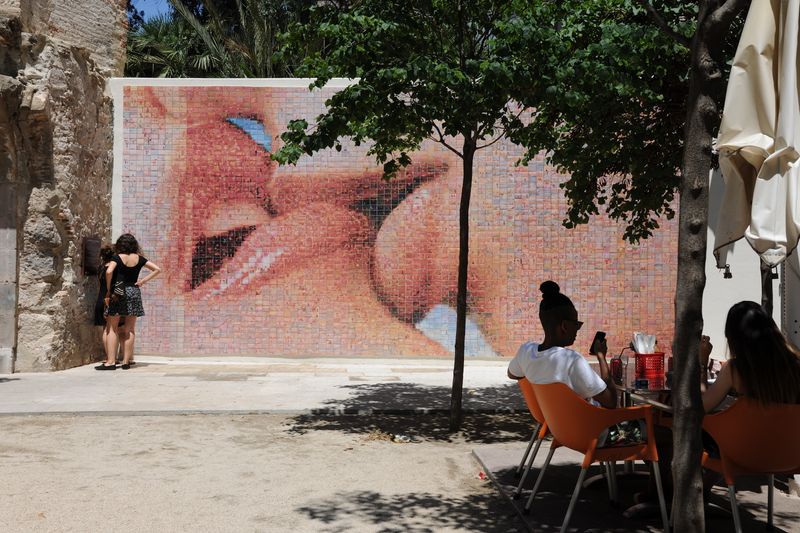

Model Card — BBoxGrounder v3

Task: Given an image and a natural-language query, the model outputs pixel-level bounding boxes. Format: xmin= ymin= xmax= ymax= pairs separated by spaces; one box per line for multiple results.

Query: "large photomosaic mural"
xmin=115 ymin=81 xmax=678 ymax=358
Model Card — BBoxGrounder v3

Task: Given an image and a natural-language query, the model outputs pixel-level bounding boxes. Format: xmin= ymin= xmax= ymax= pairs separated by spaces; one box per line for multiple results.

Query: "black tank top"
xmin=114 ymin=254 xmax=147 ymax=284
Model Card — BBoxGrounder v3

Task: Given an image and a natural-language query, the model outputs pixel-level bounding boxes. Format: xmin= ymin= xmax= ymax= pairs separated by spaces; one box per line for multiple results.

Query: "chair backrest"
xmin=518 ymin=378 xmax=546 ymax=424
xmin=531 ymin=382 xmax=603 ymax=452
xmin=703 ymin=399 xmax=800 ymax=474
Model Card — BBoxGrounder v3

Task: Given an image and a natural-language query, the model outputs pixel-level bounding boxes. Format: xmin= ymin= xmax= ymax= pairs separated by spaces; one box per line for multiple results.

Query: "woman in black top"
xmin=94 ymin=244 xmax=126 ymax=364
xmin=93 ymin=244 xmax=115 ymax=327
xmin=97 ymin=234 xmax=162 ymax=370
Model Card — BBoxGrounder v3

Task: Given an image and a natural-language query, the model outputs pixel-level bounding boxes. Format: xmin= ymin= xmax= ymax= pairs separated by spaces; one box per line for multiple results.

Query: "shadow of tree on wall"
xmin=287 ymin=382 xmax=532 ymax=444
xmin=296 ymin=490 xmax=527 ymax=533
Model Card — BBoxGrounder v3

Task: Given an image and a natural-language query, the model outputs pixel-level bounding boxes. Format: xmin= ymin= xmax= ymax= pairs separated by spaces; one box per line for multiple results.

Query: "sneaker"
xmin=95 ymin=364 xmax=116 ymax=371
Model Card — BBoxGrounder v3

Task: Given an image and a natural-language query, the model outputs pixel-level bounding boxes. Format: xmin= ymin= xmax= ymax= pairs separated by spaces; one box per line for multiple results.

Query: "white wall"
xmin=784 ymin=252 xmax=800 ymax=349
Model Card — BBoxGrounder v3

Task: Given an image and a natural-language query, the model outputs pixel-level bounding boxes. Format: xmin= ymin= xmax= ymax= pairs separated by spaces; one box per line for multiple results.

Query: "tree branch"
xmin=476 ymin=103 xmax=527 ymax=150
xmin=431 ymin=123 xmax=464 ymax=158
xmin=636 ymin=0 xmax=693 ymax=48
xmin=476 ymin=132 xmax=506 ymax=150
xmin=707 ymin=0 xmax=751 ymax=33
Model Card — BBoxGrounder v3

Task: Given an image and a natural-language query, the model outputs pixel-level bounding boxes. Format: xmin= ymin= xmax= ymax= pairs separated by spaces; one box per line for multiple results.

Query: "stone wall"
xmin=0 ymin=0 xmax=126 ymax=371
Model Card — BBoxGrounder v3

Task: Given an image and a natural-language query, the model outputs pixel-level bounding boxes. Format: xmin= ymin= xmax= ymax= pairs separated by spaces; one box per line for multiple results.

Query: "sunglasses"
xmin=564 ymin=318 xmax=584 ymax=330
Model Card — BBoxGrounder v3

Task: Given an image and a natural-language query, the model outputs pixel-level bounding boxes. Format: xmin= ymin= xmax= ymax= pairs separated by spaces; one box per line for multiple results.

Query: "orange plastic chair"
xmin=513 ymin=379 xmax=550 ymax=499
xmin=530 ymin=382 xmax=670 ymax=533
xmin=702 ymin=399 xmax=800 ymax=533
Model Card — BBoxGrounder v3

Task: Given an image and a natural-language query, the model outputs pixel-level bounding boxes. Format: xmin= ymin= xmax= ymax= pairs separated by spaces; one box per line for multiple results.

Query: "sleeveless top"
xmin=113 ymin=254 xmax=147 ymax=285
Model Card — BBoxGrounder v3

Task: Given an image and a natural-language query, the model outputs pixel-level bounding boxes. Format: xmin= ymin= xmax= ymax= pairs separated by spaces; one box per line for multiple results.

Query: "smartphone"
xmin=589 ymin=331 xmax=606 ymax=355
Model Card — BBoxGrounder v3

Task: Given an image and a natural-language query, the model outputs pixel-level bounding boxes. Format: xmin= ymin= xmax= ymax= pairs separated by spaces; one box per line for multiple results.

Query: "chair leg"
xmin=524 ymin=445 xmax=555 ymax=513
xmin=560 ymin=467 xmax=588 ymax=533
xmin=608 ymin=461 xmax=619 ymax=505
xmin=514 ymin=430 xmax=544 ymax=499
xmin=728 ymin=484 xmax=742 ymax=533
xmin=650 ymin=460 xmax=670 ymax=533
xmin=767 ymin=474 xmax=774 ymax=530
xmin=515 ymin=423 xmax=540 ymax=476
xmin=604 ymin=462 xmax=614 ymax=497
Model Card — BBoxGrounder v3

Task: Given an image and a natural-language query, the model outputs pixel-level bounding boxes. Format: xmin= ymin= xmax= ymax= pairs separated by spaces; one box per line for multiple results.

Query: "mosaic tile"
xmin=118 ymin=85 xmax=678 ymax=358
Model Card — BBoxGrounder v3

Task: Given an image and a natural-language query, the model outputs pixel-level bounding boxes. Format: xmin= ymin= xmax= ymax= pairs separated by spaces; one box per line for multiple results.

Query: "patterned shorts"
xmin=107 ymin=285 xmax=145 ymax=317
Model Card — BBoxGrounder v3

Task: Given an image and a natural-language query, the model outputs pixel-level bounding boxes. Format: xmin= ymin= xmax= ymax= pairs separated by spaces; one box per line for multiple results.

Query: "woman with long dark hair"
xmin=93 ymin=244 xmax=125 ymax=363
xmin=96 ymin=233 xmax=161 ymax=370
xmin=701 ymin=301 xmax=800 ymax=410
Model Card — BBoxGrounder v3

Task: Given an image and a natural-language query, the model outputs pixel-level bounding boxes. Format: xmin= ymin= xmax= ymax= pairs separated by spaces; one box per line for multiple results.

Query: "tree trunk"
xmin=449 ymin=141 xmax=475 ymax=431
xmin=671 ymin=1 xmax=749 ymax=529
xmin=671 ymin=72 xmax=710 ymax=530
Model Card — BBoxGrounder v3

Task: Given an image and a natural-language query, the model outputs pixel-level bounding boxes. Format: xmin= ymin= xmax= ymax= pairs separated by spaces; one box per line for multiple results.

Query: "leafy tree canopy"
xmin=127 ymin=0 xmax=145 ymax=32
xmin=274 ymin=0 xmax=557 ymax=171
xmin=505 ymin=0 xmax=743 ymax=242
xmin=125 ymin=0 xmax=317 ymax=77
xmin=509 ymin=0 xmax=693 ymax=242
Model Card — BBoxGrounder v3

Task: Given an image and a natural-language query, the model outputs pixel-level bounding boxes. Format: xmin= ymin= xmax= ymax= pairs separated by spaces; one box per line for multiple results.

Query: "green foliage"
xmin=126 ymin=15 xmax=213 ymax=77
xmin=504 ymin=0 xmax=692 ymax=242
xmin=273 ymin=0 xmax=552 ymax=174
xmin=127 ymin=0 xmax=145 ymax=32
xmin=125 ymin=0 xmax=317 ymax=78
xmin=170 ymin=0 xmax=313 ymax=77
xmin=507 ymin=0 xmax=743 ymax=243
xmin=275 ymin=0 xmax=742 ymax=243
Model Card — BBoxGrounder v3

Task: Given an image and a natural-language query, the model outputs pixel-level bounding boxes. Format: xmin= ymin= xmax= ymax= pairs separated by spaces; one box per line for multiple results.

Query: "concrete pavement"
xmin=0 ymin=356 xmax=525 ymax=415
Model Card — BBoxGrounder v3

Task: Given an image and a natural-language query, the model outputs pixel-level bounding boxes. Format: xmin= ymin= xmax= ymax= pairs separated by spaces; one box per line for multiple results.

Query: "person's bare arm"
xmin=703 ymin=360 xmax=733 ymax=412
xmin=591 ymin=338 xmax=618 ymax=408
xmin=699 ymin=335 xmax=713 ymax=393
xmin=136 ymin=261 xmax=162 ymax=287
xmin=104 ymin=262 xmax=118 ymax=305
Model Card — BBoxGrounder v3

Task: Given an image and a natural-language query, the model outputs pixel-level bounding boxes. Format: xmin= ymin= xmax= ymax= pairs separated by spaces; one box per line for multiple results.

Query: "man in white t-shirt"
xmin=508 ymin=280 xmax=618 ymax=408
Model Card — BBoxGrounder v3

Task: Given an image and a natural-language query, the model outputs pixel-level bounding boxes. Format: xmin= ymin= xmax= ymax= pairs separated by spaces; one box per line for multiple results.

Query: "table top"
xmin=627 ymin=391 xmax=673 ymax=413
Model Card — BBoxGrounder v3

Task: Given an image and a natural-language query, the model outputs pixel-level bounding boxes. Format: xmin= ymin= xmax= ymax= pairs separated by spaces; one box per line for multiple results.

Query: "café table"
xmin=615 ymin=361 xmax=675 ymax=519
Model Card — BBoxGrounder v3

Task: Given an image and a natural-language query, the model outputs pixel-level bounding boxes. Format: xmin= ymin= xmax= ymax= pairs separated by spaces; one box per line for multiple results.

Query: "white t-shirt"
xmin=508 ymin=341 xmax=607 ymax=402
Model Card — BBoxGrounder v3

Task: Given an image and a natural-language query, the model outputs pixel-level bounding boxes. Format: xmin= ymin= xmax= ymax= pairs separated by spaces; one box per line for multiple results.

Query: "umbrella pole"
xmin=760 ymin=262 xmax=775 ymax=316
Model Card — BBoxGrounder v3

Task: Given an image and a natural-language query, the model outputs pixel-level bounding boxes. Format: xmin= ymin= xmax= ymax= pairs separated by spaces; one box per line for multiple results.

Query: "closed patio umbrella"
xmin=714 ymin=0 xmax=800 ymax=275
xmin=713 ymin=8 xmax=800 ymax=502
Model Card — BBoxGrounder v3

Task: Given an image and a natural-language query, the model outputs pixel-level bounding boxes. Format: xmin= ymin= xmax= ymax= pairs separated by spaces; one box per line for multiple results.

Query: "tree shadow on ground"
xmin=288 ymin=411 xmax=532 ymax=444
xmin=295 ymin=489 xmax=527 ymax=533
xmin=705 ymin=481 xmax=800 ymax=533
xmin=492 ymin=462 xmax=660 ymax=532
xmin=488 ymin=460 xmax=800 ymax=533
xmin=0 ymin=378 xmax=20 ymax=383
xmin=287 ymin=383 xmax=532 ymax=444
xmin=310 ymin=382 xmax=525 ymax=413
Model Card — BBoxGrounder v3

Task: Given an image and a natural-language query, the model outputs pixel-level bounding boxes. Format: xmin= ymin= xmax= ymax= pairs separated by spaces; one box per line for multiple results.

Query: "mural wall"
xmin=114 ymin=80 xmax=678 ymax=358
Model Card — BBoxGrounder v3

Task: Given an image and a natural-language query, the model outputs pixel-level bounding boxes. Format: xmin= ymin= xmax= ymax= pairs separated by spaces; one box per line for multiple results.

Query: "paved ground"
xmin=0 ymin=413 xmax=528 ymax=533
xmin=2 ymin=357 xmax=799 ymax=532
xmin=0 ymin=356 xmax=524 ymax=415
xmin=474 ymin=443 xmax=800 ymax=532
xmin=0 ymin=357 xmax=532 ymax=532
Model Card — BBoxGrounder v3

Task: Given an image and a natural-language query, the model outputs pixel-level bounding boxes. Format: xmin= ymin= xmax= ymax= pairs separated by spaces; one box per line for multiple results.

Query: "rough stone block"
xmin=15 ymin=312 xmax=55 ymax=371
xmin=19 ymin=249 xmax=57 ymax=283
xmin=0 ymin=1 xmax=20 ymax=17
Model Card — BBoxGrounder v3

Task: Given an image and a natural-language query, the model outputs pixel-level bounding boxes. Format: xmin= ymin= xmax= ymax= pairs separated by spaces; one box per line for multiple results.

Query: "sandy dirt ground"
xmin=0 ymin=413 xmax=527 ymax=533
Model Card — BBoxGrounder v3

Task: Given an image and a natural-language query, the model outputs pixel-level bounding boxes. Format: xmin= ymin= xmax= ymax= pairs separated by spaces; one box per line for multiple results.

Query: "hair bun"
xmin=540 ymin=280 xmax=560 ymax=298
